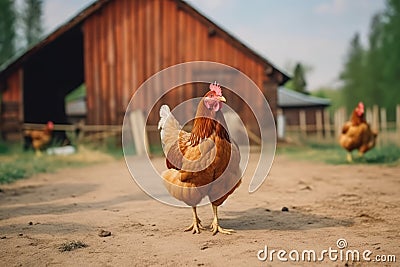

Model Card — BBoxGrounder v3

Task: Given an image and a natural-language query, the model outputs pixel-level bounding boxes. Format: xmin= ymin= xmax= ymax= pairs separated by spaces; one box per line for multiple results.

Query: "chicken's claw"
xmin=185 ymin=207 xmax=205 ymax=234
xmin=210 ymin=221 xmax=235 ymax=235
xmin=185 ymin=219 xmax=205 ymax=234
xmin=210 ymin=205 xmax=235 ymax=235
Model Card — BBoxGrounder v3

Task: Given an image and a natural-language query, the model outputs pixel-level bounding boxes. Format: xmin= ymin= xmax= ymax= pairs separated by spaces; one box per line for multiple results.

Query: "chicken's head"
xmin=203 ymin=82 xmax=226 ymax=112
xmin=47 ymin=121 xmax=54 ymax=130
xmin=355 ymin=102 xmax=364 ymax=117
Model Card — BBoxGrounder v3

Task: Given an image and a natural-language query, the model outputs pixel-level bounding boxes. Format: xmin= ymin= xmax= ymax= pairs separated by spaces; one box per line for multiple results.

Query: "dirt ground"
xmin=0 ymin=154 xmax=399 ymax=266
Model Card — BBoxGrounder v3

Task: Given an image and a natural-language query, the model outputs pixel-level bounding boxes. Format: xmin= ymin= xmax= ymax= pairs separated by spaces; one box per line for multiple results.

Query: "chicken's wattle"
xmin=204 ymin=97 xmax=222 ymax=111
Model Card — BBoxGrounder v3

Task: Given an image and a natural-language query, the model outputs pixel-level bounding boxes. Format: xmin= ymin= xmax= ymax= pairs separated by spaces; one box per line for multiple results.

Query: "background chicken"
xmin=24 ymin=121 xmax=54 ymax=155
xmin=339 ymin=102 xmax=378 ymax=162
xmin=158 ymin=82 xmax=242 ymax=235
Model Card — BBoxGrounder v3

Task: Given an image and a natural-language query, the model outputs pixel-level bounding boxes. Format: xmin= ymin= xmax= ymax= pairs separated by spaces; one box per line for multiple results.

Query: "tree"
xmin=380 ymin=0 xmax=400 ymax=120
xmin=339 ymin=0 xmax=400 ymax=121
xmin=339 ymin=33 xmax=365 ymax=112
xmin=285 ymin=62 xmax=309 ymax=94
xmin=364 ymin=13 xmax=385 ymax=108
xmin=0 ymin=0 xmax=17 ymax=65
xmin=292 ymin=63 xmax=308 ymax=93
xmin=22 ymin=0 xmax=43 ymax=46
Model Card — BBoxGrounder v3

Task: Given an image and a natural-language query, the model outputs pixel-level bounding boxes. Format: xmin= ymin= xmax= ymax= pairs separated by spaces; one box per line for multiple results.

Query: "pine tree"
xmin=0 ymin=0 xmax=17 ymax=65
xmin=381 ymin=0 xmax=400 ymax=120
xmin=284 ymin=62 xmax=309 ymax=94
xmin=364 ymin=13 xmax=384 ymax=108
xmin=292 ymin=63 xmax=308 ymax=94
xmin=23 ymin=0 xmax=43 ymax=46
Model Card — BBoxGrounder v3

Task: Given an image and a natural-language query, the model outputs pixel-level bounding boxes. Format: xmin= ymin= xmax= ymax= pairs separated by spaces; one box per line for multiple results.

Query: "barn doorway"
xmin=23 ymin=26 xmax=84 ymax=126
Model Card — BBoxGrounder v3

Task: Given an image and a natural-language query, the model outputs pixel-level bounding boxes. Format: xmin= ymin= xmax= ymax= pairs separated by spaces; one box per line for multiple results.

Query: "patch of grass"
xmin=278 ymin=141 xmax=400 ymax=165
xmin=0 ymin=163 xmax=27 ymax=183
xmin=357 ymin=145 xmax=400 ymax=165
xmin=79 ymin=136 xmax=124 ymax=159
xmin=0 ymin=142 xmax=9 ymax=154
xmin=0 ymin=141 xmax=117 ymax=184
xmin=59 ymin=240 xmax=88 ymax=252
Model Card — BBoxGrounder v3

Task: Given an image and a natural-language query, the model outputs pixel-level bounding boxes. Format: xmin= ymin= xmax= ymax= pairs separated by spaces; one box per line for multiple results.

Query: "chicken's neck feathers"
xmin=350 ymin=110 xmax=366 ymax=126
xmin=189 ymin=112 xmax=230 ymax=146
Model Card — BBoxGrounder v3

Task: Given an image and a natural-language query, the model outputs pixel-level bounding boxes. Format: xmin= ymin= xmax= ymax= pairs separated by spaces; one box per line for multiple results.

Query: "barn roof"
xmin=278 ymin=87 xmax=330 ymax=108
xmin=0 ymin=0 xmax=289 ymax=84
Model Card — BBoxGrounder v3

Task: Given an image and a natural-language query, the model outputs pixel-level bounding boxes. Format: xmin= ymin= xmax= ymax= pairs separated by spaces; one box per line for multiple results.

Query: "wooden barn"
xmin=0 ymin=0 xmax=289 ymax=141
xmin=278 ymin=87 xmax=330 ymax=132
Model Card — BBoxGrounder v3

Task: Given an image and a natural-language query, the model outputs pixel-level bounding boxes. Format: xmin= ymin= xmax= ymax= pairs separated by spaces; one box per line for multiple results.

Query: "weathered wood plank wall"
xmin=83 ymin=0 xmax=279 ymax=126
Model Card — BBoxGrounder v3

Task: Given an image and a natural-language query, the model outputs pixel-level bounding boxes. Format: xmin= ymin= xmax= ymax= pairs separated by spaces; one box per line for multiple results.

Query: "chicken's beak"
xmin=217 ymin=96 xmax=227 ymax=102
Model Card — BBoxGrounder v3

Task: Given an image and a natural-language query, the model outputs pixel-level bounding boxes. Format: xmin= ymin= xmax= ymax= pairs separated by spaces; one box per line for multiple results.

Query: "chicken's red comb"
xmin=355 ymin=102 xmax=364 ymax=116
xmin=209 ymin=81 xmax=222 ymax=96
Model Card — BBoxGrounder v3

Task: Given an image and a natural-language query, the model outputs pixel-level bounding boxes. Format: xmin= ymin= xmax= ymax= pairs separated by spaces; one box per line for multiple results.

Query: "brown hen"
xmin=158 ymin=82 xmax=241 ymax=235
xmin=24 ymin=121 xmax=54 ymax=156
xmin=339 ymin=102 xmax=377 ymax=162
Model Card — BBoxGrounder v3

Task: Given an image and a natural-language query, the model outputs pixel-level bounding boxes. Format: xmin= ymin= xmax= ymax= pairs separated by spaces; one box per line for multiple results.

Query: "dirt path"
xmin=0 ymin=155 xmax=399 ymax=266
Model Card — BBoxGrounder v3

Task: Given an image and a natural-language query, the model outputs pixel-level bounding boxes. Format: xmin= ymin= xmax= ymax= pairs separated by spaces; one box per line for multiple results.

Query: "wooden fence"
xmin=20 ymin=104 xmax=400 ymax=149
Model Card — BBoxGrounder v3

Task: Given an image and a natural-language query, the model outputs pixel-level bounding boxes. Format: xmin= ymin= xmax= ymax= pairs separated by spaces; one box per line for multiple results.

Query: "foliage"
xmin=380 ymin=0 xmax=400 ymax=121
xmin=22 ymin=0 xmax=43 ymax=46
xmin=312 ymin=87 xmax=345 ymax=114
xmin=0 ymin=0 xmax=44 ymax=65
xmin=284 ymin=62 xmax=309 ymax=94
xmin=0 ymin=0 xmax=17 ymax=66
xmin=286 ymin=63 xmax=308 ymax=93
xmin=340 ymin=33 xmax=365 ymax=111
xmin=0 ymin=141 xmax=118 ymax=184
xmin=340 ymin=0 xmax=400 ymax=121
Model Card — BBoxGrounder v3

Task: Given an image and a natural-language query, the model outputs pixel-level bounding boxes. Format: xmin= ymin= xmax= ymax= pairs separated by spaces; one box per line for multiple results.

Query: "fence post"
xmin=276 ymin=108 xmax=285 ymax=140
xmin=397 ymin=105 xmax=400 ymax=131
xmin=372 ymin=105 xmax=379 ymax=132
xmin=324 ymin=109 xmax=331 ymax=139
xmin=315 ymin=110 xmax=323 ymax=140
xmin=334 ymin=108 xmax=339 ymax=138
xmin=129 ymin=110 xmax=150 ymax=156
xmin=380 ymin=107 xmax=387 ymax=146
xmin=334 ymin=107 xmax=346 ymax=138
xmin=299 ymin=109 xmax=307 ymax=137
xmin=366 ymin=108 xmax=373 ymax=127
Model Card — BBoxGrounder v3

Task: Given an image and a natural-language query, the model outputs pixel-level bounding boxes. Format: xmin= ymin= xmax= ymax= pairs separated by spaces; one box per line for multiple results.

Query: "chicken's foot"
xmin=210 ymin=204 xmax=234 ymax=235
xmin=185 ymin=207 xmax=205 ymax=234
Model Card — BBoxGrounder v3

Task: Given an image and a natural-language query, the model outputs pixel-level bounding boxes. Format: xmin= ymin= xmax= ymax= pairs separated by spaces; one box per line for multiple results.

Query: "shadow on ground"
xmin=221 ymin=207 xmax=353 ymax=231
xmin=0 ymin=182 xmax=149 ymax=220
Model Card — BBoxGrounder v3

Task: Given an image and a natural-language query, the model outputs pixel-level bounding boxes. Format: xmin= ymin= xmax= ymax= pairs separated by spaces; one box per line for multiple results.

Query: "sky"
xmin=42 ymin=0 xmax=386 ymax=91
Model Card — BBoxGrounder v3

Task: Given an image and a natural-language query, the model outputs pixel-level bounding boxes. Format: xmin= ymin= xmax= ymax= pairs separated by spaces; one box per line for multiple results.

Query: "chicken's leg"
xmin=346 ymin=152 xmax=353 ymax=163
xmin=184 ymin=207 xmax=205 ymax=234
xmin=35 ymin=149 xmax=43 ymax=157
xmin=210 ymin=204 xmax=234 ymax=235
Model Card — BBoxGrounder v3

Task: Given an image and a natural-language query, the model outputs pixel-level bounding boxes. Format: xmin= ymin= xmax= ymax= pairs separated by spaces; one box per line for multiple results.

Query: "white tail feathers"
xmin=158 ymin=105 xmax=181 ymax=152
xmin=158 ymin=105 xmax=171 ymax=130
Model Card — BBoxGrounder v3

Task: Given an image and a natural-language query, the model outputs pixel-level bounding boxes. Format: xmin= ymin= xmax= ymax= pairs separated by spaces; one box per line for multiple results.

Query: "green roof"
xmin=278 ymin=87 xmax=330 ymax=108
xmin=65 ymin=84 xmax=86 ymax=102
